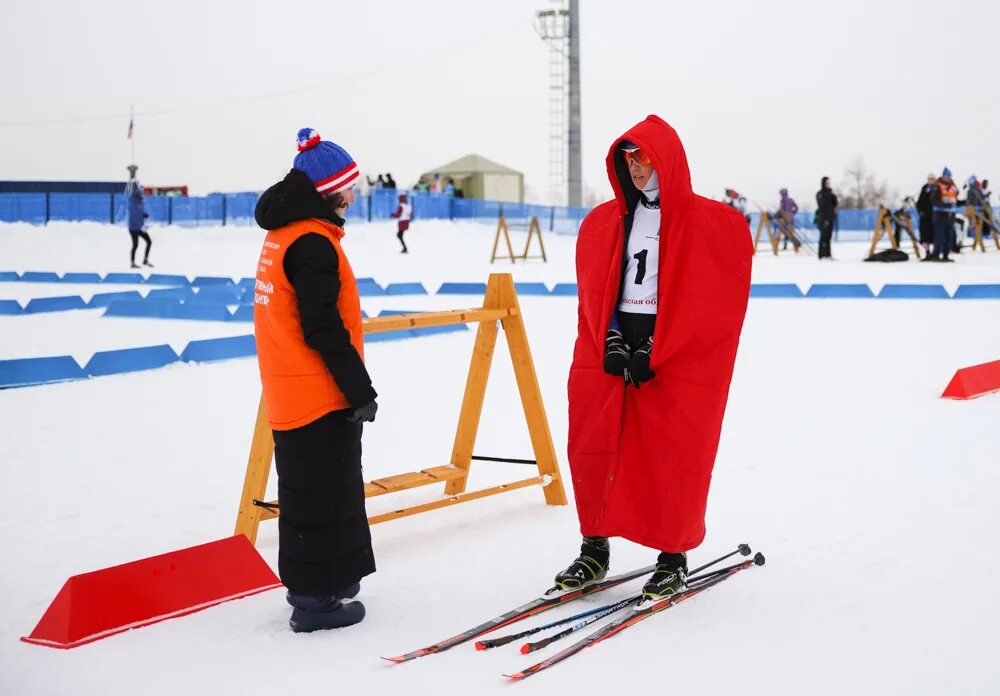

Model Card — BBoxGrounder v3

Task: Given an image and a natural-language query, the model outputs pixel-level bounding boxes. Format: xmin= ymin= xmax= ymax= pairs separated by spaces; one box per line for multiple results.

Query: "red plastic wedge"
xmin=941 ymin=358 xmax=1000 ymax=400
xmin=21 ymin=535 xmax=281 ymax=649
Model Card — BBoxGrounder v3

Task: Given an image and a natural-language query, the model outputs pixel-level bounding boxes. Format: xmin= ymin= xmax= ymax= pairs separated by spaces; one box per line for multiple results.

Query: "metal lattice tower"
xmin=535 ymin=4 xmax=569 ymax=201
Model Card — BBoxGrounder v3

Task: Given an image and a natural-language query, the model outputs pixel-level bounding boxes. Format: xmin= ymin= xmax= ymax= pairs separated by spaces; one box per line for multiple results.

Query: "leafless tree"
xmin=839 ymin=157 xmax=895 ymax=208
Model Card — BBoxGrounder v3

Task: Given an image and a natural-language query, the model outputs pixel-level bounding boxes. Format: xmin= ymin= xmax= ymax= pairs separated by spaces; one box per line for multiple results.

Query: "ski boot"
xmin=551 ymin=536 xmax=609 ymax=593
xmin=638 ymin=552 xmax=687 ymax=608
xmin=287 ymin=594 xmax=366 ymax=633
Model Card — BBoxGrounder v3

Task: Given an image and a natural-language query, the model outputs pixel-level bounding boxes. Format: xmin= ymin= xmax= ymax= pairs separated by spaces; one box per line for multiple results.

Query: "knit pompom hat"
xmin=293 ymin=128 xmax=359 ymax=195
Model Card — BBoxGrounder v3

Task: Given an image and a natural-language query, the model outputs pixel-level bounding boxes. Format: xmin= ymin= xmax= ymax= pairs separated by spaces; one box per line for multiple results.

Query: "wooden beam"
xmin=363 ymin=308 xmax=515 ymax=334
xmin=367 ymin=476 xmax=548 ymax=525
xmin=234 ymin=396 xmax=275 ymax=544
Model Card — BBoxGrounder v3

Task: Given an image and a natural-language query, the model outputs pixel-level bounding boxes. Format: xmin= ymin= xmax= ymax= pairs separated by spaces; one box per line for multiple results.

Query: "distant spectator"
xmin=916 ymin=173 xmax=936 ymax=255
xmin=444 ymin=177 xmax=456 ymax=197
xmin=126 ymin=183 xmax=152 ymax=268
xmin=814 ymin=177 xmax=837 ymax=259
xmin=414 ymin=175 xmax=430 ymax=192
xmin=929 ymin=167 xmax=958 ymax=262
xmin=981 ymin=178 xmax=991 ymax=204
xmin=724 ymin=188 xmax=750 ymax=227
xmin=967 ymin=175 xmax=986 ymax=208
xmin=778 ymin=188 xmax=801 ymax=252
xmin=391 ymin=192 xmax=413 ymax=254
xmin=454 ymin=186 xmax=465 ymax=199
xmin=431 ymin=173 xmax=443 ymax=193
xmin=383 ymin=173 xmax=397 ymax=190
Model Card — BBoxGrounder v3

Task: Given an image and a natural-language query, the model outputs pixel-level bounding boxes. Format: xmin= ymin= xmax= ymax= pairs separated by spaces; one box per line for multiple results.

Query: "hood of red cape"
xmin=567 ymin=115 xmax=752 ymax=553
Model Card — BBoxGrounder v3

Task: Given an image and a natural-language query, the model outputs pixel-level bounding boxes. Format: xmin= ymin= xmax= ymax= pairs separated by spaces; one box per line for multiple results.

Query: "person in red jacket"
xmin=253 ymin=127 xmax=377 ymax=632
xmin=390 ymin=192 xmax=413 ymax=253
xmin=554 ymin=115 xmax=752 ymax=606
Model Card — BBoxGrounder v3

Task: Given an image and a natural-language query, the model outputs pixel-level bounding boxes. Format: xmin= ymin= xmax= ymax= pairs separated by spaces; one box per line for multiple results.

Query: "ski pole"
xmin=475 ymin=595 xmax=635 ymax=650
xmin=689 ymin=543 xmax=751 ymax=576
xmin=520 ymin=595 xmax=641 ymax=654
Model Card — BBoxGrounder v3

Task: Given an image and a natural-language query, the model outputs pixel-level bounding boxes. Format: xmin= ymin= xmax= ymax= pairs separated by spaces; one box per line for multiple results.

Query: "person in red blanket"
xmin=390 ymin=192 xmax=413 ymax=253
xmin=554 ymin=115 xmax=752 ymax=606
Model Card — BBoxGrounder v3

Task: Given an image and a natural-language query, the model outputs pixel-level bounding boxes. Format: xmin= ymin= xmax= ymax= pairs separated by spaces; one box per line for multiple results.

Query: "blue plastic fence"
xmin=2 ymin=189 xmax=995 ymax=238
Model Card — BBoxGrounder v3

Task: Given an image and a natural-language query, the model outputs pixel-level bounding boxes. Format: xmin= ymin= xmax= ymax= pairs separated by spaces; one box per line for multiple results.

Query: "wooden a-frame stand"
xmin=491 ymin=216 xmax=548 ymax=263
xmin=753 ymin=212 xmax=780 ymax=255
xmin=869 ymin=206 xmax=922 ymax=258
xmin=967 ymin=205 xmax=1000 ymax=252
xmin=234 ymin=273 xmax=567 ymax=544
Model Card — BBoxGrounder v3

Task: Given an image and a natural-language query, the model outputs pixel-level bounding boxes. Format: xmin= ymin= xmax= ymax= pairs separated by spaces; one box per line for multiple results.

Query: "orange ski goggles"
xmin=622 ymin=148 xmax=652 ymax=166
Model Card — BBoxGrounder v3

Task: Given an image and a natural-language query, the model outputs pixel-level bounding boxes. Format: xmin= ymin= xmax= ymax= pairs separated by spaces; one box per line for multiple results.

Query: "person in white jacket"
xmin=391 ymin=192 xmax=413 ymax=253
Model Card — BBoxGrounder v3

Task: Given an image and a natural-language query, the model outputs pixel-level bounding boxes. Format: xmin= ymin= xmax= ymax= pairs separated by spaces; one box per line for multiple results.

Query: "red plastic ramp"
xmin=21 ymin=535 xmax=281 ymax=649
xmin=941 ymin=359 xmax=1000 ymax=400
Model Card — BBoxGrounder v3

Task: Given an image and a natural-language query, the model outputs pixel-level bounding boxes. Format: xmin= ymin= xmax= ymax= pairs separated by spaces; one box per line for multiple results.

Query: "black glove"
xmin=602 ymin=329 xmax=630 ymax=377
xmin=624 ymin=337 xmax=655 ymax=388
xmin=347 ymin=400 xmax=378 ymax=424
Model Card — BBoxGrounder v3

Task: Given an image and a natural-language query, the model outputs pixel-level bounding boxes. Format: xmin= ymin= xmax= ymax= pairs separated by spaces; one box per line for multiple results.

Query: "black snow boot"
xmin=640 ymin=552 xmax=687 ymax=605
xmin=287 ymin=594 xmax=366 ymax=633
xmin=552 ymin=536 xmax=610 ymax=592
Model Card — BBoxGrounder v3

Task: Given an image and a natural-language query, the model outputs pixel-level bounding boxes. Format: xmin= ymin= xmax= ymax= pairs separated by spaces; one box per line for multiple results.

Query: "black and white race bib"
xmin=618 ymin=203 xmax=660 ymax=314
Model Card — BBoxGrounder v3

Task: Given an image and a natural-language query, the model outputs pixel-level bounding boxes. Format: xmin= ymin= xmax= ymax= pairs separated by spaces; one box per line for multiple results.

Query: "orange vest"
xmin=253 ymin=218 xmax=364 ymax=430
xmin=938 ymin=181 xmax=958 ymax=205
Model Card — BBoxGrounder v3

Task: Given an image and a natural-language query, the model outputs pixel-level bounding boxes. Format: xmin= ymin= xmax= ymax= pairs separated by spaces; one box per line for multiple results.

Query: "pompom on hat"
xmin=293 ymin=128 xmax=359 ymax=196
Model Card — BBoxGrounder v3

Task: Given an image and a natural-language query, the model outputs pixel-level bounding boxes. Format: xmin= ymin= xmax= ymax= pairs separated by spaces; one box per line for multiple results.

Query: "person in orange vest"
xmin=930 ymin=167 xmax=958 ymax=262
xmin=253 ymin=127 xmax=377 ymax=632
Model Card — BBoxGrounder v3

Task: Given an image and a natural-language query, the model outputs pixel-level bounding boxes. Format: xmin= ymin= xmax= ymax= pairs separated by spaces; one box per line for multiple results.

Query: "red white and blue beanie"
xmin=293 ymin=127 xmax=359 ymax=196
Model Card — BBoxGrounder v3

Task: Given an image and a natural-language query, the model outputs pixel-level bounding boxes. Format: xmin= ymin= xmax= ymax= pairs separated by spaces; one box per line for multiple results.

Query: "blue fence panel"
xmin=192 ymin=275 xmax=234 ymax=287
xmin=103 ymin=272 xmax=145 ymax=284
xmin=61 ymin=272 xmax=103 ymax=283
xmin=384 ymin=282 xmax=428 ymax=296
xmin=0 ymin=300 xmax=23 ymax=314
xmin=550 ymin=283 xmax=578 ymax=296
xmin=146 ymin=287 xmax=195 ymax=301
xmin=230 ymin=305 xmax=254 ymax=322
xmin=146 ymin=273 xmax=190 ymax=286
xmin=0 ymin=194 xmax=46 ymax=223
xmin=223 ymin=193 xmax=259 ymax=225
xmin=84 ymin=344 xmax=180 ymax=377
xmin=877 ymin=284 xmax=950 ymax=299
xmin=411 ymin=192 xmax=452 ymax=220
xmin=806 ymin=284 xmax=875 ymax=298
xmin=87 ymin=290 xmax=143 ymax=308
xmin=170 ymin=196 xmax=225 ymax=227
xmin=190 ymin=286 xmax=243 ymax=304
xmin=48 ymin=193 xmax=113 ymax=223
xmin=0 ymin=271 xmax=20 ymax=281
xmin=452 ymin=197 xmax=502 ymax=220
xmin=181 ymin=334 xmax=256 ymax=362
xmin=437 ymin=282 xmax=488 ymax=295
xmin=552 ymin=206 xmax=589 ymax=235
xmin=0 ymin=356 xmax=87 ymax=388
xmin=24 ymin=295 xmax=88 ymax=313
xmin=357 ymin=279 xmax=385 ymax=297
xmin=514 ymin=282 xmax=550 ymax=296
xmin=750 ymin=283 xmax=803 ymax=298
xmin=20 ymin=271 xmax=61 ymax=283
xmin=953 ymin=284 xmax=1000 ymax=299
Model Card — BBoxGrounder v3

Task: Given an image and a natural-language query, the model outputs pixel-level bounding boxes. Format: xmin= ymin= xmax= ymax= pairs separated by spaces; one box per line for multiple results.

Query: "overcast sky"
xmin=2 ymin=0 xmax=998 ymax=209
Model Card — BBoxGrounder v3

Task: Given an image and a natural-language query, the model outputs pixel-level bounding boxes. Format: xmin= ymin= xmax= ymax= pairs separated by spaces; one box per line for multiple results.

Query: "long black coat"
xmin=916 ymin=184 xmax=936 ymax=244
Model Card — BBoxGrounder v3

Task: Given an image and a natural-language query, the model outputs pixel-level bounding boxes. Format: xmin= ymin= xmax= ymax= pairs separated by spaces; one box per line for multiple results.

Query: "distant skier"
xmin=253 ymin=127 xmax=377 ymax=632
xmin=126 ymin=184 xmax=152 ymax=268
xmin=930 ymin=167 xmax=958 ymax=262
xmin=556 ymin=115 xmax=752 ymax=606
xmin=916 ymin=173 xmax=936 ymax=255
xmin=815 ymin=177 xmax=838 ymax=259
xmin=778 ymin=188 xmax=801 ymax=251
xmin=391 ymin=192 xmax=413 ymax=253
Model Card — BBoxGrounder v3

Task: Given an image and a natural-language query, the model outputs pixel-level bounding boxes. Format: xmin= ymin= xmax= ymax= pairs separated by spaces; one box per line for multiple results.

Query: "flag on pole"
xmin=127 ymin=117 xmax=134 ymax=139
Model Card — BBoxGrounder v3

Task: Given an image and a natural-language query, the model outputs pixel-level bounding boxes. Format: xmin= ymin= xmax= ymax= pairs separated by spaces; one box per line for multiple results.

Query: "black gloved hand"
xmin=624 ymin=337 xmax=655 ymax=388
xmin=602 ymin=329 xmax=630 ymax=377
xmin=347 ymin=400 xmax=378 ymax=424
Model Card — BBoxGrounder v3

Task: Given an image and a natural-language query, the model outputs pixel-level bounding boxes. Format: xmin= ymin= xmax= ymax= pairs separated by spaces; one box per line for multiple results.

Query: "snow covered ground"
xmin=1 ymin=220 xmax=999 ymax=694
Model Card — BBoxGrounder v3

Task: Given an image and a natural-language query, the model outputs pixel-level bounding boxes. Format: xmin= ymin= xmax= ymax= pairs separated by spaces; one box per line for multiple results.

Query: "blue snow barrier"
xmin=0 ymin=300 xmax=23 ymax=315
xmin=230 ymin=305 xmax=254 ymax=322
xmin=20 ymin=271 xmax=61 ymax=283
xmin=805 ymin=284 xmax=874 ymax=298
xmin=61 ymin=272 xmax=104 ymax=284
xmin=181 ymin=334 xmax=256 ymax=362
xmin=514 ymin=282 xmax=550 ymax=296
xmin=87 ymin=291 xmax=143 ymax=308
xmin=877 ymin=284 xmax=950 ymax=299
xmin=0 ymin=271 xmax=20 ymax=281
xmin=384 ymin=282 xmax=428 ymax=296
xmin=750 ymin=284 xmax=803 ymax=298
xmin=0 ymin=355 xmax=87 ymax=388
xmin=166 ymin=304 xmax=233 ymax=321
xmin=146 ymin=287 xmax=196 ymax=301
xmin=84 ymin=344 xmax=180 ymax=377
xmin=103 ymin=300 xmax=177 ymax=319
xmin=953 ymin=284 xmax=1000 ymax=299
xmin=24 ymin=295 xmax=88 ymax=313
xmin=550 ymin=283 xmax=578 ymax=296
xmin=238 ymin=288 xmax=255 ymax=305
xmin=191 ymin=276 xmax=234 ymax=287
xmin=356 ymin=279 xmax=385 ymax=297
xmin=190 ymin=286 xmax=243 ymax=304
xmin=146 ymin=273 xmax=191 ymax=286
xmin=237 ymin=277 xmax=256 ymax=291
xmin=103 ymin=272 xmax=146 ymax=284
xmin=437 ymin=282 xmax=488 ymax=295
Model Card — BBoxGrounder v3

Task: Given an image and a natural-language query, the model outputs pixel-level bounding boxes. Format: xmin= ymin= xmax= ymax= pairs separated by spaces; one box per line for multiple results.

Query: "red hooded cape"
xmin=567 ymin=115 xmax=752 ymax=552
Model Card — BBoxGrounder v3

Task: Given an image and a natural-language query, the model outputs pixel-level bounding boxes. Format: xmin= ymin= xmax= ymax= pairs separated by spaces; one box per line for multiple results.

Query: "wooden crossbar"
xmin=234 ymin=273 xmax=567 ymax=545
